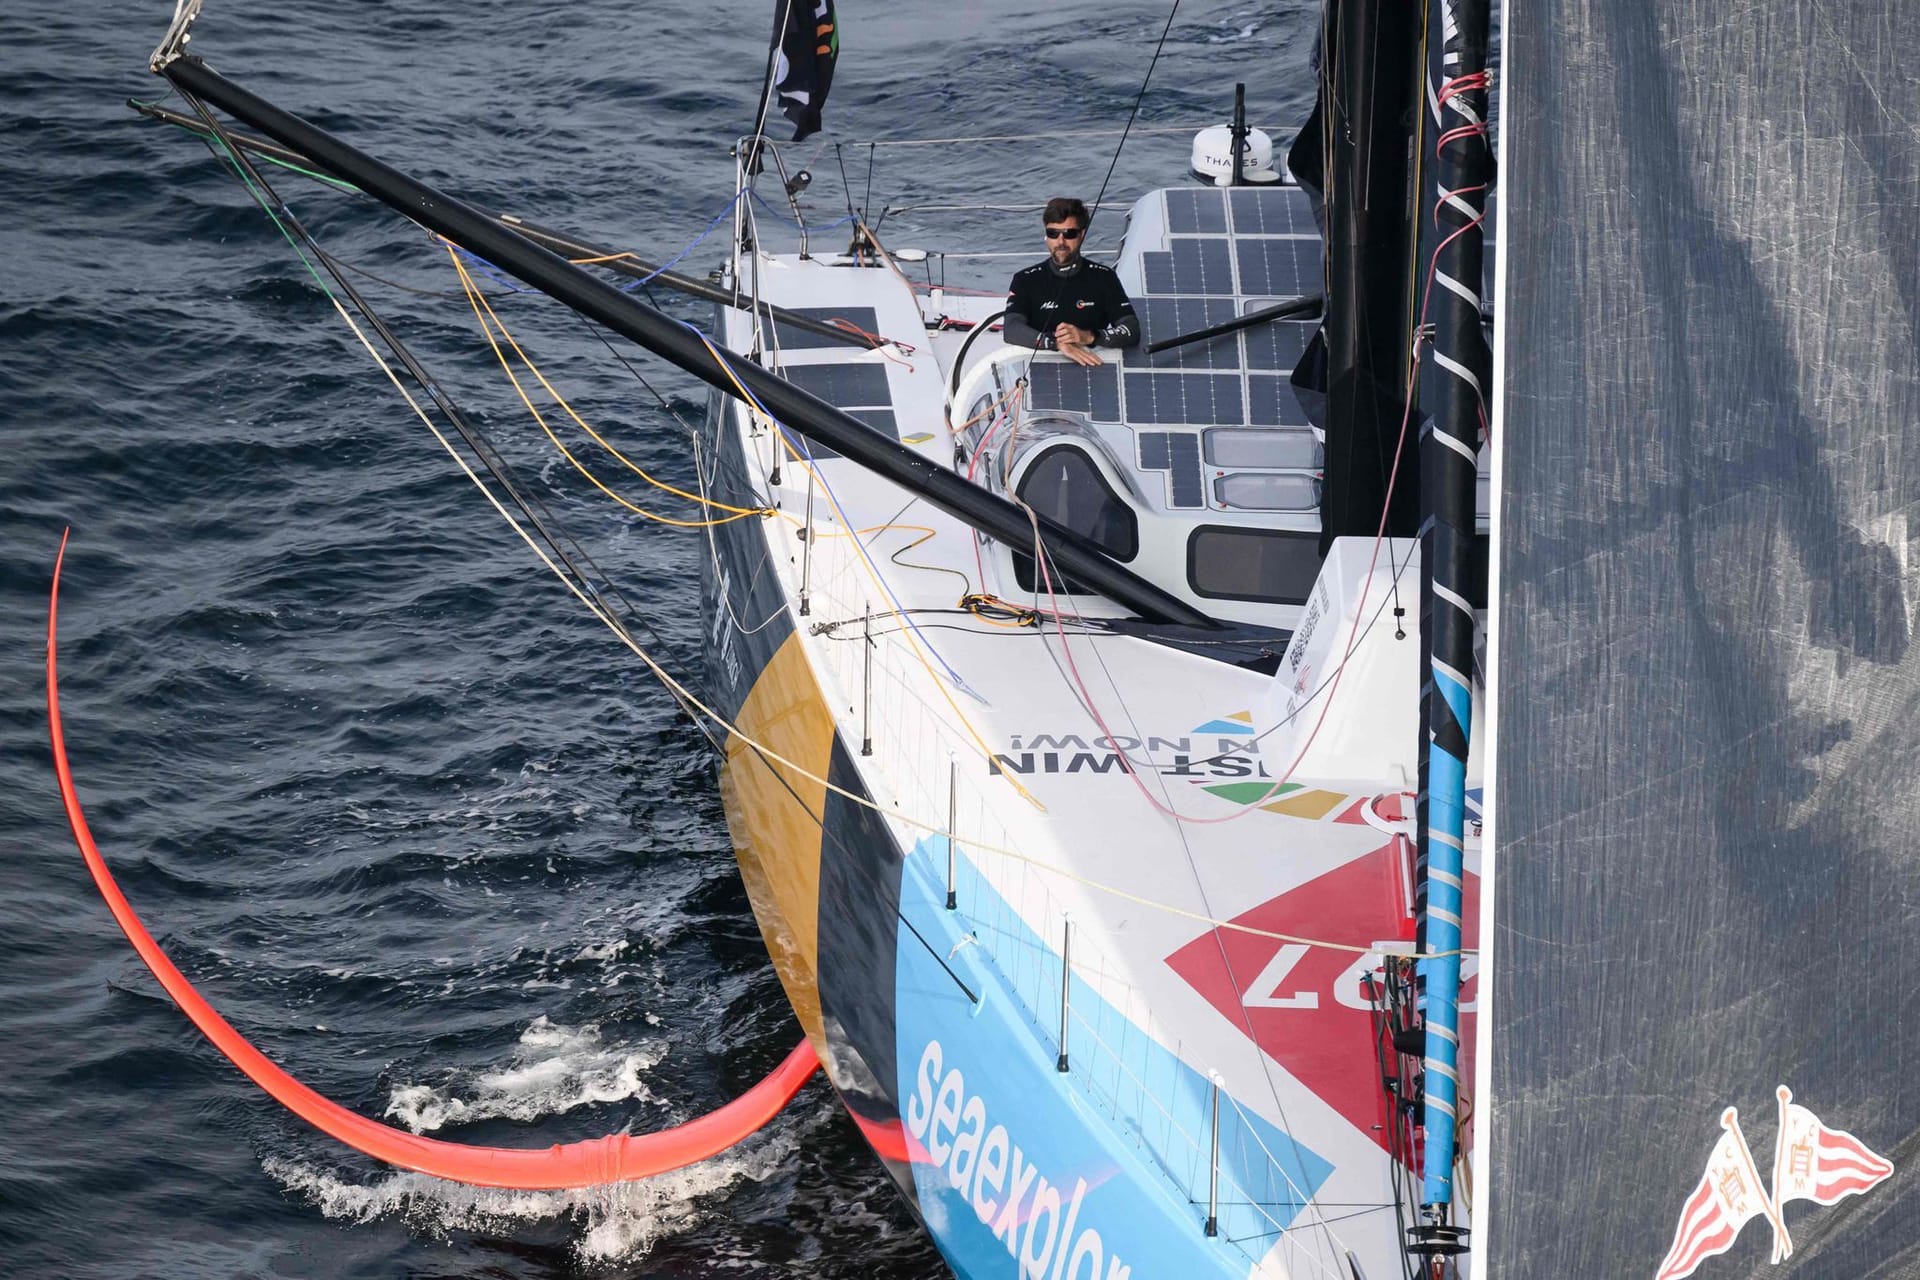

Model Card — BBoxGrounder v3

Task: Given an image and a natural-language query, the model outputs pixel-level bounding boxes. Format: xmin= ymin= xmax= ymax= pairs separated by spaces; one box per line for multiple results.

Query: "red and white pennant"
xmin=1655 ymin=1087 xmax=1895 ymax=1280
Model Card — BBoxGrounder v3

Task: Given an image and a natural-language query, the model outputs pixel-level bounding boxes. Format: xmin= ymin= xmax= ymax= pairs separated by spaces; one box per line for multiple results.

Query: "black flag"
xmin=767 ymin=0 xmax=838 ymax=141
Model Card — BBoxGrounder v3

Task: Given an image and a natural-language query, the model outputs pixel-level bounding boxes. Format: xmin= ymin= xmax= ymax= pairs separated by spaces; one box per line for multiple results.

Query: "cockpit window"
xmin=1187 ymin=526 xmax=1322 ymax=605
xmin=1012 ymin=444 xmax=1138 ymax=591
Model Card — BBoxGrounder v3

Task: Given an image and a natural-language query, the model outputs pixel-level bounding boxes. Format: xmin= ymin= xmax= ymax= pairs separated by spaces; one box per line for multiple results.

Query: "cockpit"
xmin=949 ymin=184 xmax=1490 ymax=629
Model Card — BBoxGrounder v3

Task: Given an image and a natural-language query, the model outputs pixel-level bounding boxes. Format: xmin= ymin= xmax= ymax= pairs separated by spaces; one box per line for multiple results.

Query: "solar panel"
xmin=1026 ymin=361 xmax=1122 ymax=421
xmin=1131 ymin=296 xmax=1241 ymax=370
xmin=1242 ymin=316 xmax=1313 ymax=374
xmin=1122 ymin=372 xmax=1245 ymax=425
xmin=779 ymin=361 xmax=891 ymax=407
xmin=1234 ymin=238 xmax=1319 ymax=298
xmin=1138 ymin=432 xmax=1172 ymax=470
xmin=1228 ymin=186 xmax=1318 ymax=237
xmin=1136 ymin=431 xmax=1204 ymax=507
xmin=771 ymin=306 xmax=884 ymax=351
xmin=779 ymin=407 xmax=899 ymax=463
xmin=1142 ymin=238 xmax=1236 ymax=295
xmin=1169 ymin=432 xmax=1203 ymax=507
xmin=1165 ymin=188 xmax=1230 ymax=234
xmin=772 ymin=363 xmax=894 ymax=460
xmin=847 ymin=408 xmax=899 ymax=439
xmin=1246 ymin=373 xmax=1310 ymax=426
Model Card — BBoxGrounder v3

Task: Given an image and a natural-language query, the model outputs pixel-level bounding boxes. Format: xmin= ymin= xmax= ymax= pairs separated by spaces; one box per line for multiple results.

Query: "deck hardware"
xmin=797 ymin=467 xmax=814 ymax=616
xmin=861 ymin=604 xmax=874 ymax=756
xmin=1206 ymin=1071 xmax=1222 ymax=1236
xmin=1057 ymin=914 xmax=1072 ymax=1073
xmin=945 ymin=758 xmax=958 ymax=909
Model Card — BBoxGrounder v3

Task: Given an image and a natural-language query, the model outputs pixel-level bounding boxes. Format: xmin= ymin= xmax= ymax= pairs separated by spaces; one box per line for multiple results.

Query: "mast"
xmin=151 ymin=54 xmax=1213 ymax=631
xmin=1413 ymin=0 xmax=1490 ymax=1254
xmin=1315 ymin=0 xmax=1424 ymax=552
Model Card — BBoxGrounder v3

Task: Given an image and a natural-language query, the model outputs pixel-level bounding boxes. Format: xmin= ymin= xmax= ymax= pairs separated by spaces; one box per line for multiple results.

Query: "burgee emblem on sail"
xmin=1654 ymin=1090 xmax=1894 ymax=1280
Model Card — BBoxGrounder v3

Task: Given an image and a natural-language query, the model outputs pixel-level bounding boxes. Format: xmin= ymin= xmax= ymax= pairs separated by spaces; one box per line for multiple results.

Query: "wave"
xmin=384 ymin=1016 xmax=666 ymax=1134
xmin=264 ymin=1126 xmax=797 ymax=1262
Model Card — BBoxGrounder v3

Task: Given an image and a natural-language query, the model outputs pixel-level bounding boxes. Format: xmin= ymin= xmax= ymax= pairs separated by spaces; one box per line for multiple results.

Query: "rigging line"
xmin=746 ymin=0 xmax=795 ymax=153
xmin=862 ymin=142 xmax=876 ymax=228
xmin=1024 ymin=480 xmax=1409 ymax=826
xmin=1092 ymin=0 xmax=1182 ymax=222
xmin=574 ymin=313 xmax=706 ymax=439
xmin=307 ymin=271 xmax=970 ymax=1008
xmin=689 ymin=322 xmax=992 ymax=698
xmin=832 ymin=143 xmax=860 ymax=225
xmin=444 ymin=247 xmax=769 ymax=518
xmin=175 ymin=90 xmax=1201 ymax=958
xmin=846 ymin=124 xmax=1258 ymax=147
xmin=180 ymin=89 xmax=682 ymax=669
xmin=802 ymin=486 xmax=974 ymax=601
xmin=447 ymin=242 xmax=539 ymax=294
xmin=750 ymin=189 xmax=857 ymax=232
xmin=694 ymin=438 xmax=799 ymax=644
xmin=142 ymin=105 xmax=361 ymax=193
xmin=447 ymin=251 xmax=767 ymax=528
xmin=313 ymin=241 xmax=476 ymax=300
xmin=247 ymin=200 xmax=1466 ymax=956
xmin=622 ymin=189 xmax=748 ymax=293
xmin=1025 ymin=526 xmax=1349 ymax=1256
xmin=724 ymin=380 xmax=1049 ymax=819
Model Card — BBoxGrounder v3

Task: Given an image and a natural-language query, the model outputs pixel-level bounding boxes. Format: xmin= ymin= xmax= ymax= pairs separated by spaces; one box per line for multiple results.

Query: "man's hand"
xmin=1053 ymin=322 xmax=1103 ymax=366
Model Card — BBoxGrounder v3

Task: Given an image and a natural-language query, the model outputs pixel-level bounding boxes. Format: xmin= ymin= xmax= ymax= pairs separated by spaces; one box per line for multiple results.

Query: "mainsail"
xmin=1494 ymin=0 xmax=1919 ymax=1275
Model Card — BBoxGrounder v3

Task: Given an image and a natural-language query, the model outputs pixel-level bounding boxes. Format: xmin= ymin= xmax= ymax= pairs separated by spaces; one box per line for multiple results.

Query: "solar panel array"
xmin=776 ymin=360 xmax=899 ymax=459
xmin=1026 ymin=185 xmax=1324 ymax=509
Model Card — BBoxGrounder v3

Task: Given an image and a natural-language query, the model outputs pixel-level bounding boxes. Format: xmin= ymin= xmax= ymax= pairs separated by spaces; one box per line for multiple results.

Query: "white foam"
xmin=385 ymin=1016 xmax=666 ymax=1134
xmin=264 ymin=1127 xmax=796 ymax=1262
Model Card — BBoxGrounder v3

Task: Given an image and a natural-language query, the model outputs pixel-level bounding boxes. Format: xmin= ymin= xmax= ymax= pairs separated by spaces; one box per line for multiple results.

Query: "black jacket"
xmin=1002 ymin=258 xmax=1140 ymax=350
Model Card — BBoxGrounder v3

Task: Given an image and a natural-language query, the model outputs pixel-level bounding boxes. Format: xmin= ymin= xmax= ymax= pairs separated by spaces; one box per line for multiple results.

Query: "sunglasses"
xmin=1045 ymin=226 xmax=1084 ymax=240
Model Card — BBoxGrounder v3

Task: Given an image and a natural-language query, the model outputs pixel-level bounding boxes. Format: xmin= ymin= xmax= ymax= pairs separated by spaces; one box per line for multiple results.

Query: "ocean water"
xmin=0 ymin=2 xmax=1310 ymax=1275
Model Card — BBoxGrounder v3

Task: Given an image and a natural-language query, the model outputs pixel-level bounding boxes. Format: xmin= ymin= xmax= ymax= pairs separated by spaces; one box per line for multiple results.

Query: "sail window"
xmin=1012 ymin=444 xmax=1138 ymax=591
xmin=1187 ymin=525 xmax=1322 ymax=605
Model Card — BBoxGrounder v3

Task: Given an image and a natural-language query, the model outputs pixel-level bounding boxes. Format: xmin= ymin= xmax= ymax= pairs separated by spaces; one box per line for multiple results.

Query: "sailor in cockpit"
xmin=1003 ymin=196 xmax=1140 ymax=368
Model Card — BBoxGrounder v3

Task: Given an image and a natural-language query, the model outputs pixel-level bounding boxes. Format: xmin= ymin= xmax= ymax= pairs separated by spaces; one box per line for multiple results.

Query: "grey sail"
xmin=1495 ymin=1 xmax=1920 ymax=1277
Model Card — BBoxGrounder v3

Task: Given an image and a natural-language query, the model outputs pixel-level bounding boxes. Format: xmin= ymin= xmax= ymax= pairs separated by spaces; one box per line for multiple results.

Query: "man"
xmin=1003 ymin=197 xmax=1140 ymax=367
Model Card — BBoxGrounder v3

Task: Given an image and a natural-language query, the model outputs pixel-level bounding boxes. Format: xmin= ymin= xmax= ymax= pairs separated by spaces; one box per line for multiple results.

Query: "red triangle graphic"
xmin=1165 ymin=844 xmax=1479 ymax=1155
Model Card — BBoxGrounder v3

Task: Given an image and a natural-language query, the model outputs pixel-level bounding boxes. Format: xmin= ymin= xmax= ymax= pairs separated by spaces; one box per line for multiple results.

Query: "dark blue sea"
xmin=0 ymin=3 xmax=1310 ymax=1275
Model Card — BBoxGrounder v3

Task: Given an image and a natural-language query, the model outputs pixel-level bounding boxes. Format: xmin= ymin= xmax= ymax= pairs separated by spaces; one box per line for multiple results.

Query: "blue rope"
xmin=621 ymin=189 xmax=748 ymax=292
xmin=449 ymin=243 xmax=537 ymax=293
xmin=750 ymin=189 xmax=858 ymax=232
xmin=447 ymin=189 xmax=747 ymax=296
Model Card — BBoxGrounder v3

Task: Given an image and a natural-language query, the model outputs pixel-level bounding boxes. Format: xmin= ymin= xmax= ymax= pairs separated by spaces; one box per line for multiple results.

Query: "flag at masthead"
xmin=767 ymin=0 xmax=838 ymax=141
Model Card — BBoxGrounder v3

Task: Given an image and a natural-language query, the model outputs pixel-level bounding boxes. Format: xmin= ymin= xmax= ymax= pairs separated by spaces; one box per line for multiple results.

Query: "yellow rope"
xmin=323 ymin=248 xmax=1471 ymax=959
xmin=694 ymin=329 xmax=1048 ymax=812
xmin=451 ymin=244 xmax=765 ymax=515
xmin=446 ymin=247 xmax=767 ymax=528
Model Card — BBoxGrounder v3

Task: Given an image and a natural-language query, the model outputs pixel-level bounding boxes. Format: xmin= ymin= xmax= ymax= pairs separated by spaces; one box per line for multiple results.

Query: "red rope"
xmin=46 ymin=530 xmax=819 ymax=1190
